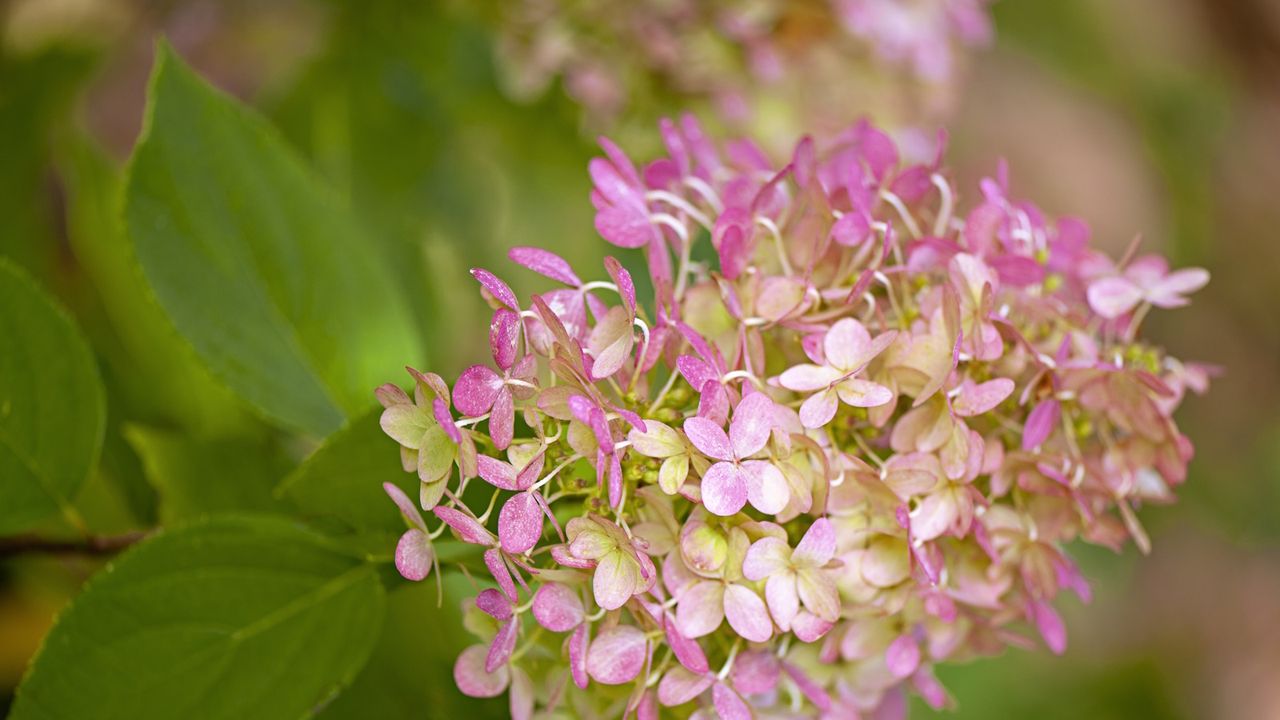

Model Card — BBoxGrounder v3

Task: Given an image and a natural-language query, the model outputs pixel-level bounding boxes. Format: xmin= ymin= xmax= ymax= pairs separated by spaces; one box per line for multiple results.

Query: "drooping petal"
xmin=742 ymin=537 xmax=792 ymax=581
xmin=509 ymin=667 xmax=534 ymax=720
xmin=764 ymin=572 xmax=799 ymax=631
xmin=712 ymin=682 xmax=752 ymax=720
xmin=682 ymin=417 xmax=734 ymax=461
xmin=532 ymin=582 xmax=585 ymax=632
xmin=676 ymin=580 xmax=726 ymax=638
xmin=798 ymin=388 xmax=839 ymax=429
xmin=498 ymin=492 xmax=543 ymax=554
xmin=433 ymin=506 xmax=492 ymax=546
xmin=587 ymin=305 xmax=635 ymax=379
xmin=489 ymin=388 xmax=515 ymax=451
xmin=724 ymin=584 xmax=773 ymax=642
xmin=658 ymin=666 xmax=714 ymax=707
xmin=484 ymin=548 xmax=518 ymax=601
xmin=508 ymin=246 xmax=583 ymax=286
xmin=485 ymin=618 xmax=518 ymax=672
xmin=700 ymin=462 xmax=749 ymax=516
xmin=569 ymin=624 xmax=590 ymax=689
xmin=586 ymin=626 xmax=648 ymax=685
xmin=594 ymin=550 xmax=641 ymax=610
xmin=454 ymin=644 xmax=510 ymax=698
xmin=792 ymin=517 xmax=836 ymax=567
xmin=454 ymin=365 xmax=504 ymax=417
xmin=470 ymin=268 xmax=520 ymax=312
xmin=729 ymin=392 xmax=775 ymax=458
xmin=1029 ymin=600 xmax=1067 ymax=654
xmin=394 ymin=529 xmax=433 ymax=581
xmin=383 ymin=482 xmax=426 ymax=530
xmin=665 ymin=615 xmax=710 ymax=674
xmin=475 ymin=588 xmax=512 ymax=621
xmin=1022 ymin=398 xmax=1060 ymax=450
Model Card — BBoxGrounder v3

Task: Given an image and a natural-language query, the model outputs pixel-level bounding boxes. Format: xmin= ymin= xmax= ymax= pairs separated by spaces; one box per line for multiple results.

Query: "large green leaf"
xmin=277 ymin=407 xmax=412 ymax=552
xmin=10 ymin=516 xmax=386 ymax=720
xmin=0 ymin=259 xmax=105 ymax=534
xmin=124 ymin=43 xmax=423 ymax=437
xmin=126 ymin=427 xmax=295 ymax=525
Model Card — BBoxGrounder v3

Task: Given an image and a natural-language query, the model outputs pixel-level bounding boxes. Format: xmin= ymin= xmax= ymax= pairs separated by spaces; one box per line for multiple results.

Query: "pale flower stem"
xmin=646 ymin=190 xmax=713 ymax=229
xmin=532 ymin=454 xmax=584 ymax=492
xmin=475 ymin=488 xmax=503 ymax=525
xmin=673 ymin=228 xmax=695 ymax=299
xmin=755 ymin=216 xmax=793 ymax=276
xmin=1123 ymin=301 xmax=1152 ymax=343
xmin=931 ymin=173 xmax=954 ymax=237
xmin=456 ymin=414 xmax=490 ymax=428
xmin=646 ymin=366 xmax=684 ymax=415
xmin=879 ymin=189 xmax=923 ymax=239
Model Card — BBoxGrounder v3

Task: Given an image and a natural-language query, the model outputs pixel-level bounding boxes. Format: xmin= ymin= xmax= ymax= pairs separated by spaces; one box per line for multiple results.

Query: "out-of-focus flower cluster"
xmin=379 ymin=115 xmax=1211 ymax=718
xmin=491 ymin=0 xmax=992 ymax=142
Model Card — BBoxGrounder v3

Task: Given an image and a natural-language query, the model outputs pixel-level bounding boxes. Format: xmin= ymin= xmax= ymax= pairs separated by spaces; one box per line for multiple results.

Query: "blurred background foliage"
xmin=0 ymin=0 xmax=1276 ymax=717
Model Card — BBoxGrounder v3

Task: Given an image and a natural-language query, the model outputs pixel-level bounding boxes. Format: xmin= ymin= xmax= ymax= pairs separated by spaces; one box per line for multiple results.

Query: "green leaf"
xmin=0 ymin=259 xmax=105 ymax=534
xmin=277 ymin=407 xmax=414 ymax=552
xmin=11 ymin=515 xmax=386 ymax=720
xmin=125 ymin=427 xmax=295 ymax=525
xmin=124 ymin=42 xmax=423 ymax=437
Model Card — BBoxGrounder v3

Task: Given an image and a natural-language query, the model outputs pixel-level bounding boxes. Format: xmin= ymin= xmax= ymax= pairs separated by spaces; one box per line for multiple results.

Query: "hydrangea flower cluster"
xmin=379 ymin=115 xmax=1211 ymax=718
xmin=493 ymin=0 xmax=992 ymax=136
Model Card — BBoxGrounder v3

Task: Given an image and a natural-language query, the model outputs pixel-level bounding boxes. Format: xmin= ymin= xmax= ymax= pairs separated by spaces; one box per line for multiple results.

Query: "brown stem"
xmin=0 ymin=530 xmax=150 ymax=559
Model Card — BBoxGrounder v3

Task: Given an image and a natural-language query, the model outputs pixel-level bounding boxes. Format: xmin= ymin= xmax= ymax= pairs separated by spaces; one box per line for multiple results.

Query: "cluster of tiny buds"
xmin=377 ymin=113 xmax=1211 ymax=719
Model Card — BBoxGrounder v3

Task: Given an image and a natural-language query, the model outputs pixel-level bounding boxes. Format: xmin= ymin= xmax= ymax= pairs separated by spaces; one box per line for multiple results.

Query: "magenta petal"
xmin=597 ymin=204 xmax=654 ymax=248
xmin=454 ymin=365 xmax=503 ymax=416
xmin=383 ymin=482 xmax=426 ymax=530
xmin=587 ymin=626 xmax=648 ymax=685
xmin=486 ymin=619 xmax=518 ymax=672
xmin=683 ymin=417 xmax=734 ymax=461
xmin=489 ymin=309 xmax=521 ymax=371
xmin=509 ymin=246 xmax=582 ymax=286
xmin=700 ymin=462 xmax=748 ymax=516
xmin=665 ymin=615 xmax=710 ymax=674
xmin=832 ymin=209 xmax=871 ymax=247
xmin=454 ymin=644 xmax=510 ymax=698
xmin=886 ymin=634 xmax=921 ymax=678
xmin=569 ymin=624 xmax=590 ymax=689
xmin=433 ymin=506 xmax=492 ymax=546
xmin=1030 ymin=600 xmax=1067 ymax=654
xmin=498 ymin=493 xmax=543 ymax=554
xmin=470 ymin=268 xmax=520 ymax=311
xmin=432 ymin=398 xmax=462 ymax=443
xmin=729 ymin=392 xmax=774 ymax=458
xmin=476 ymin=588 xmax=512 ymax=621
xmin=697 ymin=381 xmax=730 ymax=427
xmin=509 ymin=667 xmax=534 ymax=720
xmin=793 ymin=517 xmax=836 ymax=567
xmin=476 ymin=455 xmax=519 ymax=490
xmin=712 ymin=682 xmax=752 ymax=720
xmin=532 ymin=582 xmax=584 ymax=632
xmin=658 ymin=666 xmax=714 ymax=707
xmin=489 ymin=389 xmax=514 ymax=451
xmin=677 ymin=354 xmax=720 ymax=392
xmin=782 ymin=662 xmax=832 ymax=711
xmin=1023 ymin=398 xmax=1060 ymax=450
xmin=724 ymin=584 xmax=773 ymax=642
xmin=394 ymin=529 xmax=433 ymax=581
xmin=604 ymin=256 xmax=637 ymax=315
xmin=484 ymin=548 xmax=518 ymax=601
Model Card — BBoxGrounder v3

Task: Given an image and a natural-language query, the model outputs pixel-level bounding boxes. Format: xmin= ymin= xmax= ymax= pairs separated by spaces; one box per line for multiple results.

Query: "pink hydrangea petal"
xmin=489 ymin=309 xmax=521 ymax=371
xmin=490 ymin=389 xmax=515 ymax=451
xmin=665 ymin=615 xmax=710 ymax=674
xmin=454 ymin=644 xmax=510 ymax=698
xmin=596 ymin=204 xmax=655 ymax=248
xmin=823 ymin=318 xmax=873 ymax=372
xmin=508 ymin=246 xmax=582 ymax=286
xmin=832 ymin=209 xmax=872 ymax=247
xmin=697 ymin=381 xmax=730 ymax=427
xmin=454 ymin=365 xmax=503 ymax=416
xmin=476 ymin=455 xmax=519 ymax=491
xmin=509 ymin=667 xmax=534 ymax=720
xmin=1087 ymin=276 xmax=1143 ymax=319
xmin=790 ymin=611 xmax=835 ymax=642
xmin=658 ymin=666 xmax=714 ymax=707
xmin=432 ymin=398 xmax=462 ymax=443
xmin=604 ymin=256 xmax=637 ymax=315
xmin=677 ymin=355 xmax=720 ymax=392
xmin=682 ymin=417 xmax=734 ymax=461
xmin=742 ymin=461 xmax=790 ymax=515
xmin=797 ymin=567 xmax=840 ymax=622
xmin=885 ymin=634 xmax=921 ymax=678
xmin=484 ymin=548 xmax=518 ymax=601
xmin=383 ymin=482 xmax=426 ymax=530
xmin=476 ymin=588 xmax=512 ymax=621
xmin=587 ymin=306 xmax=634 ymax=380
xmin=676 ymin=580 xmax=726 ymax=638
xmin=952 ymin=377 xmax=1015 ymax=417
xmin=743 ymin=537 xmax=792 ymax=581
xmin=394 ymin=529 xmax=433 ymax=581
xmin=731 ymin=650 xmax=780 ymax=695
xmin=778 ymin=363 xmax=842 ymax=392
xmin=764 ymin=572 xmax=799 ymax=631
xmin=498 ymin=492 xmax=544 ymax=554
xmin=1147 ymin=267 xmax=1209 ymax=307
xmin=594 ymin=551 xmax=640 ymax=610
xmin=729 ymin=392 xmax=774 ymax=458
xmin=532 ymin=582 xmax=584 ymax=632
xmin=433 ymin=506 xmax=492 ymax=546
xmin=835 ymin=377 xmax=894 ymax=408
xmin=912 ymin=488 xmax=960 ymax=542
xmin=586 ymin=626 xmax=648 ymax=685
xmin=700 ymin=462 xmax=748 ymax=516
xmin=793 ymin=517 xmax=836 ymax=567
xmin=1030 ymin=600 xmax=1067 ymax=654
xmin=724 ymin=583 xmax=773 ymax=642
xmin=799 ymin=388 xmax=839 ymax=429
xmin=1022 ymin=398 xmax=1060 ymax=450
xmin=569 ymin=624 xmax=590 ymax=689
xmin=470 ymin=268 xmax=520 ymax=311
xmin=712 ymin=682 xmax=752 ymax=720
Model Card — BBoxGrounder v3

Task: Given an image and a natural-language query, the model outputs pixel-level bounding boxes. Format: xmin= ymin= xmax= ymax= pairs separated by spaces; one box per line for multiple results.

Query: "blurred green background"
xmin=1 ymin=0 xmax=1277 ymax=717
